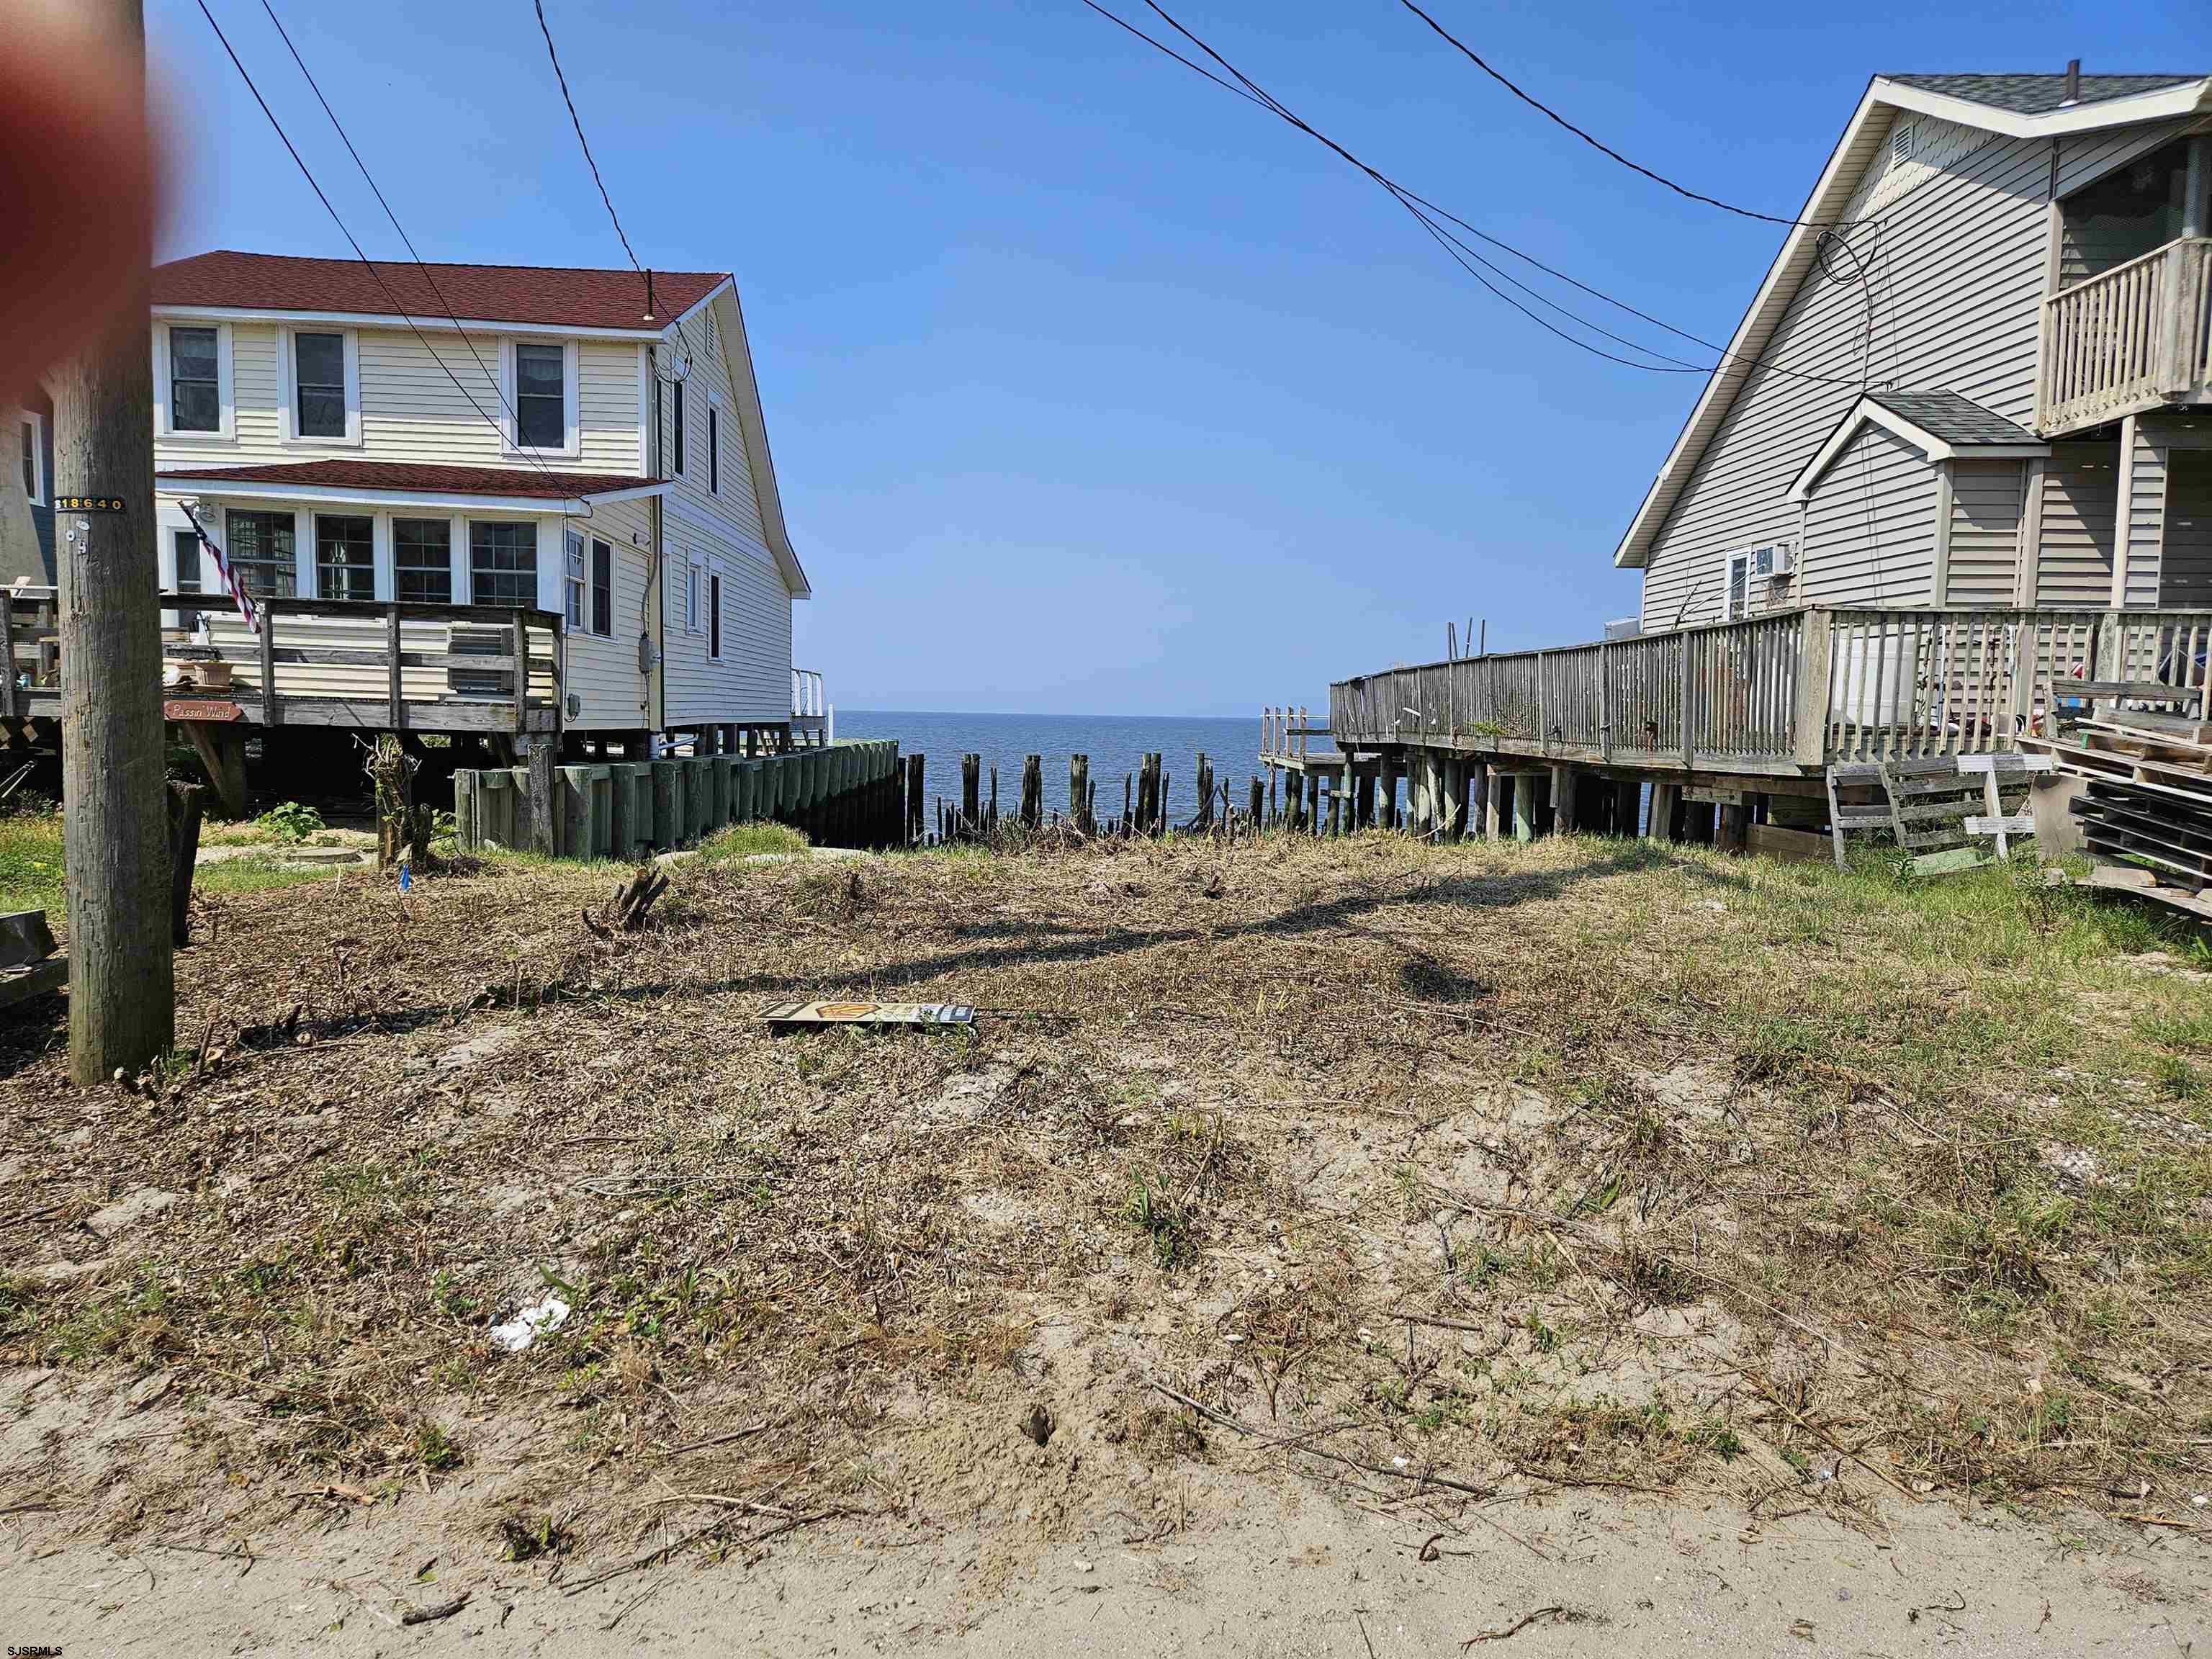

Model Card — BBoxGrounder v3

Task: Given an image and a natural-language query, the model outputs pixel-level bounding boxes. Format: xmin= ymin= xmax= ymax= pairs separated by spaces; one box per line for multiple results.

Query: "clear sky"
xmin=147 ymin=0 xmax=2206 ymax=716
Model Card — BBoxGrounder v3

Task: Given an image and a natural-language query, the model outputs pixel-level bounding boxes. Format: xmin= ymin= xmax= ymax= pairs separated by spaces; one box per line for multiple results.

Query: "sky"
xmin=146 ymin=0 xmax=2207 ymax=716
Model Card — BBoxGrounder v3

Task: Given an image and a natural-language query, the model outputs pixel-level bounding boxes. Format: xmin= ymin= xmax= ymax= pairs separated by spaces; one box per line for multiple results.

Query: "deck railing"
xmin=2038 ymin=235 xmax=2212 ymax=434
xmin=1327 ymin=605 xmax=2212 ymax=775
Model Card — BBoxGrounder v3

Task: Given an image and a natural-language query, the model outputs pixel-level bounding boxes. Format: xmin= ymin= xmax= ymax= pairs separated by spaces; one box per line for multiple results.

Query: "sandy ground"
xmin=3 ymin=1461 xmax=2205 ymax=1657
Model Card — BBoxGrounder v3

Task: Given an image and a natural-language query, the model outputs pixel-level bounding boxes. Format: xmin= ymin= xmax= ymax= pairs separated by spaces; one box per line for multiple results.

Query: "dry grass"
xmin=0 ymin=828 xmax=2207 ymax=1563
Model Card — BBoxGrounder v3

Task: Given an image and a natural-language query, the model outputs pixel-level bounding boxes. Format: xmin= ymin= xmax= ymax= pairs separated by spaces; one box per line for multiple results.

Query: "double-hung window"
xmin=707 ymin=404 xmax=719 ymax=495
xmin=17 ymin=410 xmax=42 ymax=507
xmin=167 ymin=325 xmax=221 ymax=433
xmin=683 ymin=559 xmax=702 ymax=634
xmin=590 ymin=539 xmax=613 ymax=637
xmin=394 ymin=518 xmax=452 ymax=603
xmin=1723 ymin=551 xmax=1751 ymax=621
xmin=469 ymin=521 xmax=537 ymax=607
xmin=565 ymin=529 xmax=588 ymax=631
xmin=708 ymin=570 xmax=723 ymax=660
xmin=513 ymin=343 xmax=567 ymax=451
xmin=315 ymin=514 xmax=375 ymax=602
xmin=226 ymin=511 xmax=297 ymax=600
xmin=292 ymin=331 xmax=349 ymax=439
xmin=671 ymin=379 xmax=685 ymax=475
xmin=173 ymin=529 xmax=202 ymax=630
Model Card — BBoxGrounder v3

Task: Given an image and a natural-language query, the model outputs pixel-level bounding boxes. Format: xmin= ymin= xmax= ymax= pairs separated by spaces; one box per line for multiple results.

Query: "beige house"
xmin=1614 ymin=70 xmax=2212 ymax=626
xmin=143 ymin=251 xmax=811 ymax=762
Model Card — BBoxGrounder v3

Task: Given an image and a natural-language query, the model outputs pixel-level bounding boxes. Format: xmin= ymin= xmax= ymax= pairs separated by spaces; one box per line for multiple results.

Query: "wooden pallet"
xmin=1825 ymin=755 xmax=2051 ymax=873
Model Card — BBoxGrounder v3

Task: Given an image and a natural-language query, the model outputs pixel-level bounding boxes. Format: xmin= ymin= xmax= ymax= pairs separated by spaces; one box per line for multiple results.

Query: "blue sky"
xmin=148 ymin=0 xmax=2206 ymax=715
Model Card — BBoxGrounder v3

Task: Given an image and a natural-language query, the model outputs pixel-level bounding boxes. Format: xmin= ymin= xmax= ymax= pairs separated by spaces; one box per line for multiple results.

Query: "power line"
xmin=534 ymin=0 xmax=642 ymax=273
xmin=1095 ymin=0 xmax=1879 ymax=389
xmin=192 ymin=0 xmax=575 ymax=493
xmin=1393 ymin=0 xmax=1833 ymax=229
xmin=255 ymin=0 xmax=545 ymax=478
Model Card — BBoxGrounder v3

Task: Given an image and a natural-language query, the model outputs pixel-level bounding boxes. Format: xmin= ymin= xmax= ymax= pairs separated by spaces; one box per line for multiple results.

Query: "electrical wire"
xmin=255 ymin=0 xmax=563 ymax=490
xmin=534 ymin=0 xmax=642 ymax=274
xmin=1393 ymin=0 xmax=1835 ymax=229
xmin=192 ymin=0 xmax=577 ymax=496
xmin=1093 ymin=0 xmax=1882 ymax=389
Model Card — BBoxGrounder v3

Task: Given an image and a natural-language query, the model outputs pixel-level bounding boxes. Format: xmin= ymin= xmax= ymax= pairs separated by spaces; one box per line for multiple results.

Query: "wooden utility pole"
xmin=53 ymin=0 xmax=172 ymax=1083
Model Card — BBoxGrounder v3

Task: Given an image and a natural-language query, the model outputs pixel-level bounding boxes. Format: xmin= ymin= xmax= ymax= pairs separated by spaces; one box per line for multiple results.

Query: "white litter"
xmin=488 ymin=1293 xmax=570 ymax=1352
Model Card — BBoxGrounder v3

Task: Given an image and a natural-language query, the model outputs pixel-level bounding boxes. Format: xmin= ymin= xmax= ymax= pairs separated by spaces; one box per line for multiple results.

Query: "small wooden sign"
xmin=1684 ymin=783 xmax=1746 ymax=805
xmin=55 ymin=495 xmax=128 ymax=513
xmin=164 ymin=698 xmax=243 ymax=723
xmin=763 ymin=1000 xmax=974 ymax=1030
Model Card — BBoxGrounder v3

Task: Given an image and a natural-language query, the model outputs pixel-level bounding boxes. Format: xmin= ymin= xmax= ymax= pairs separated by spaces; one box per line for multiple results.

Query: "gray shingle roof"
xmin=1887 ymin=73 xmax=2202 ymax=114
xmin=1869 ymin=390 xmax=2039 ymax=447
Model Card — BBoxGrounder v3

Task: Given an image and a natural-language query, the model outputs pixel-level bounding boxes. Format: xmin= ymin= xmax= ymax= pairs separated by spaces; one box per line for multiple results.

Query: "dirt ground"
xmin=1 ymin=831 xmax=2208 ymax=1653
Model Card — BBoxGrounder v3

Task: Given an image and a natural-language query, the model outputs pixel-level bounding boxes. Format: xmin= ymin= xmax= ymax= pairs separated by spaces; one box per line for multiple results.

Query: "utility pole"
xmin=52 ymin=0 xmax=172 ymax=1084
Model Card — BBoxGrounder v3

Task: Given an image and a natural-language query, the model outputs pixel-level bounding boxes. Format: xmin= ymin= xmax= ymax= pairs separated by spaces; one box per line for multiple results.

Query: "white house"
xmin=145 ymin=250 xmax=811 ymax=757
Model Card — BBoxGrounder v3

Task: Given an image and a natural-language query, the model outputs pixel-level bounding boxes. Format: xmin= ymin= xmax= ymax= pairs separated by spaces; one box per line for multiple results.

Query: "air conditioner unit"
xmin=1752 ymin=544 xmax=1795 ymax=580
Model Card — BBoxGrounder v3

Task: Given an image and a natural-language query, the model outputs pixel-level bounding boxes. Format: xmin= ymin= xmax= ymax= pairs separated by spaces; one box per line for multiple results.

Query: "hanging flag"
xmin=175 ymin=500 xmax=260 ymax=636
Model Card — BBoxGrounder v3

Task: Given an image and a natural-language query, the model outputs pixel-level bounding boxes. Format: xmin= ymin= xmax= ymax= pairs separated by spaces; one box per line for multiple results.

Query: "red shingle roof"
xmin=152 ymin=251 xmax=724 ymax=332
xmin=156 ymin=459 xmax=663 ymax=500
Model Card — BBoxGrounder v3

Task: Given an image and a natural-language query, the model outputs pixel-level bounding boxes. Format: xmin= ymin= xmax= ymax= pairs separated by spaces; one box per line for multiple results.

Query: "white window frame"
xmin=683 ymin=557 xmax=705 ymax=634
xmin=565 ymin=527 xmax=588 ymax=632
xmin=707 ymin=567 xmax=724 ymax=660
xmin=17 ymin=409 xmax=44 ymax=508
xmin=276 ymin=325 xmax=362 ymax=446
xmin=1721 ymin=549 xmax=1753 ymax=621
xmin=499 ymin=337 xmax=580 ymax=459
xmin=153 ymin=320 xmax=235 ymax=443
xmin=588 ymin=536 xmax=613 ymax=639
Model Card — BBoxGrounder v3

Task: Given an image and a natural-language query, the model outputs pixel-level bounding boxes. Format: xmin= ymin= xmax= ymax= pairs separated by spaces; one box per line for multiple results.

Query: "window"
xmin=708 ymin=570 xmax=723 ymax=660
xmin=590 ymin=538 xmax=612 ymax=637
xmin=226 ymin=511 xmax=297 ymax=600
xmin=683 ymin=559 xmax=702 ymax=633
xmin=565 ymin=529 xmax=587 ymax=630
xmin=707 ymin=404 xmax=719 ymax=494
xmin=292 ymin=332 xmax=347 ymax=439
xmin=168 ymin=325 xmax=221 ymax=433
xmin=173 ymin=529 xmax=202 ymax=631
xmin=394 ymin=518 xmax=452 ymax=603
xmin=315 ymin=514 xmax=374 ymax=602
xmin=514 ymin=343 xmax=566 ymax=449
xmin=671 ymin=379 xmax=685 ymax=475
xmin=1723 ymin=551 xmax=1751 ymax=621
xmin=469 ymin=521 xmax=536 ymax=607
xmin=17 ymin=410 xmax=42 ymax=507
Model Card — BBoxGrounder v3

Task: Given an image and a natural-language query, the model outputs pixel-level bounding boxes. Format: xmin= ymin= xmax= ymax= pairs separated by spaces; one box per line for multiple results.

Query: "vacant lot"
xmin=1 ymin=831 xmax=2208 ymax=1652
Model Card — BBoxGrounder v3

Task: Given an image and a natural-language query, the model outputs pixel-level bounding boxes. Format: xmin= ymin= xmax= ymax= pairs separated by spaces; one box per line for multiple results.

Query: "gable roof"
xmin=1612 ymin=70 xmax=2212 ymax=569
xmin=1787 ymin=390 xmax=2046 ymax=500
xmin=153 ymin=251 xmax=724 ymax=335
xmin=1887 ymin=73 xmax=2203 ymax=116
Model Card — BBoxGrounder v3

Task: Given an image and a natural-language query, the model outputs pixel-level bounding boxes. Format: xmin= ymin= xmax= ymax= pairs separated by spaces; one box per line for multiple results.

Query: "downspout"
xmin=647 ymin=343 xmax=665 ymax=748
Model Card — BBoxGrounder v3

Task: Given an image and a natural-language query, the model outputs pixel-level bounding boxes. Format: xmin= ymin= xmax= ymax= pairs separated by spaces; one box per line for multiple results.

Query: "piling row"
xmin=452 ymin=739 xmax=904 ymax=859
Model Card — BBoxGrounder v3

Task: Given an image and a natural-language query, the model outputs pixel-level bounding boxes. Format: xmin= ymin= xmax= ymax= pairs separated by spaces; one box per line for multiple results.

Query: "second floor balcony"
xmin=2039 ymin=234 xmax=2212 ymax=436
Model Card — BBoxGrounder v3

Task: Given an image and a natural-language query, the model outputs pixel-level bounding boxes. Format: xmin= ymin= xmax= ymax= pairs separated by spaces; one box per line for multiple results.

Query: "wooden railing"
xmin=1328 ymin=606 xmax=2212 ymax=775
xmin=2039 ymin=235 xmax=2212 ymax=434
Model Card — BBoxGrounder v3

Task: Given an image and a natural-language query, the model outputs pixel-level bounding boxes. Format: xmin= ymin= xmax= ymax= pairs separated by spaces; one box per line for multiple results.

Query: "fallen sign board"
xmin=764 ymin=1000 xmax=975 ymax=1030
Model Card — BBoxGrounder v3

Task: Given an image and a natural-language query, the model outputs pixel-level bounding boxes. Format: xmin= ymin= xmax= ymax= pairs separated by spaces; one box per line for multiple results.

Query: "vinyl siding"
xmin=1945 ymin=459 xmax=2026 ymax=605
xmin=2033 ymin=442 xmax=2118 ymax=606
xmin=2122 ymin=417 xmax=2166 ymax=608
xmin=2162 ymin=447 xmax=2212 ymax=608
xmin=560 ymin=495 xmax=653 ymax=731
xmin=1638 ymin=112 xmax=2191 ymax=627
xmin=657 ymin=296 xmax=793 ymax=727
xmin=156 ymin=325 xmax=644 ymax=475
xmin=1799 ymin=424 xmax=1939 ymax=606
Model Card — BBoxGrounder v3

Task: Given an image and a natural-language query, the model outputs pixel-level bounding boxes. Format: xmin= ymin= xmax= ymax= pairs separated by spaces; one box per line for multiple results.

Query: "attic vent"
xmin=1892 ymin=122 xmax=1918 ymax=163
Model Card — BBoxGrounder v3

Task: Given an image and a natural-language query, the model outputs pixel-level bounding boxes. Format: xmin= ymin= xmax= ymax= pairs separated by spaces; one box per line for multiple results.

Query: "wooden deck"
xmin=1310 ymin=606 xmax=2212 ymax=780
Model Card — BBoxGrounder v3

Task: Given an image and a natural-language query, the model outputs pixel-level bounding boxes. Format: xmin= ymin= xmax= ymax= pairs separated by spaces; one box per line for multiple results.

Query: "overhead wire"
xmin=1084 ymin=0 xmax=1888 ymax=391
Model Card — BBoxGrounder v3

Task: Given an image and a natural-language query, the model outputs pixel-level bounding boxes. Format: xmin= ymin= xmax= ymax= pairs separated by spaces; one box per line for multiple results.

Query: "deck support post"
xmin=1794 ymin=609 xmax=1834 ymax=769
xmin=651 ymin=759 xmax=679 ymax=850
xmin=527 ymin=739 xmax=557 ymax=856
xmin=1483 ymin=765 xmax=1502 ymax=840
xmin=1718 ymin=801 xmax=1748 ymax=855
xmin=609 ymin=763 xmax=641 ymax=860
xmin=1467 ymin=760 xmax=1488 ymax=842
xmin=1647 ymin=781 xmax=1680 ymax=843
xmin=1551 ymin=763 xmax=1577 ymax=835
xmin=1614 ymin=778 xmax=1642 ymax=838
xmin=557 ymin=765 xmax=592 ymax=859
xmin=1511 ymin=773 xmax=1535 ymax=843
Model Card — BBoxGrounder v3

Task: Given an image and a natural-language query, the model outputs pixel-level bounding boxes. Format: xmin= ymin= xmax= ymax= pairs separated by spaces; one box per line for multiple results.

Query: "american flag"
xmin=174 ymin=500 xmax=259 ymax=636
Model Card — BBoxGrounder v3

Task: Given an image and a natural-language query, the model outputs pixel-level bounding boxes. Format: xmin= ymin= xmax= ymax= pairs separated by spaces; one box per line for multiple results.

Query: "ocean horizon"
xmin=832 ymin=710 xmax=1269 ymax=824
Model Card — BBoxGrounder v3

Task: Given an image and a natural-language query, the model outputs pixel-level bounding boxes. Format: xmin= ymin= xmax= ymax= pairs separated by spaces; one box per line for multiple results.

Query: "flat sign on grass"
xmin=764 ymin=1000 xmax=975 ymax=1030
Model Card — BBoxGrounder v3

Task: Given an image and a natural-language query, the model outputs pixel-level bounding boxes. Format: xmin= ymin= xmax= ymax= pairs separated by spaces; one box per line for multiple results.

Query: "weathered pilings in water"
xmin=454 ymin=739 xmax=905 ymax=858
xmin=1070 ymin=754 xmax=1091 ymax=835
xmin=1020 ymin=754 xmax=1043 ymax=830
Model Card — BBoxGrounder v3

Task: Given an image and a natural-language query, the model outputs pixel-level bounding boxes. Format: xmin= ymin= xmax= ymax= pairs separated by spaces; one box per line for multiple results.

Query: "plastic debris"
xmin=488 ymin=1292 xmax=570 ymax=1352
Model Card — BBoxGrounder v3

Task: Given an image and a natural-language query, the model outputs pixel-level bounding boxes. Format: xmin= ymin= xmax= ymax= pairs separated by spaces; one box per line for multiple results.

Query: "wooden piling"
xmin=1070 ymin=754 xmax=1091 ymax=834
xmin=1551 ymin=763 xmax=1577 ymax=835
xmin=960 ymin=754 xmax=981 ymax=840
xmin=528 ymin=741 xmax=558 ymax=856
xmin=906 ymin=752 xmax=925 ymax=845
xmin=1020 ymin=754 xmax=1042 ymax=830
xmin=1248 ymin=775 xmax=1263 ymax=828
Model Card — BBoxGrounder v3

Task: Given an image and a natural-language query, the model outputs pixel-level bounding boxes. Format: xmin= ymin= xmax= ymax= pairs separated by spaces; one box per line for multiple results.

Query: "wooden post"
xmin=1469 ymin=760 xmax=1490 ymax=840
xmin=54 ymin=0 xmax=174 ymax=1080
xmin=557 ymin=765 xmax=593 ymax=858
xmin=1354 ymin=768 xmax=1373 ymax=830
xmin=1379 ymin=752 xmax=1397 ymax=830
xmin=1614 ymin=778 xmax=1642 ymax=837
xmin=526 ymin=740 xmax=557 ymax=855
xmin=1020 ymin=754 xmax=1042 ymax=830
xmin=1512 ymin=773 xmax=1536 ymax=843
xmin=1286 ymin=767 xmax=1304 ymax=832
xmin=1483 ymin=765 xmax=1503 ymax=840
xmin=166 ymin=781 xmax=203 ymax=948
xmin=0 ymin=590 xmax=16 ymax=723
xmin=960 ymin=753 xmax=981 ymax=839
xmin=385 ymin=603 xmax=403 ymax=729
xmin=650 ymin=758 xmax=679 ymax=850
xmin=1794 ymin=609 xmax=1834 ymax=769
xmin=1070 ymin=753 xmax=1090 ymax=834
xmin=511 ymin=611 xmax=529 ymax=735
xmin=1678 ymin=630 xmax=1697 ymax=770
xmin=1718 ymin=801 xmax=1749 ymax=855
xmin=907 ymin=752 xmax=926 ymax=844
xmin=1647 ymin=781 xmax=1680 ymax=842
xmin=609 ymin=763 xmax=639 ymax=860
xmin=454 ymin=769 xmax=479 ymax=851
xmin=1248 ymin=775 xmax=1263 ymax=830
xmin=260 ymin=600 xmax=279 ymax=726
xmin=1195 ymin=752 xmax=1214 ymax=830
xmin=1552 ymin=763 xmax=1577 ymax=835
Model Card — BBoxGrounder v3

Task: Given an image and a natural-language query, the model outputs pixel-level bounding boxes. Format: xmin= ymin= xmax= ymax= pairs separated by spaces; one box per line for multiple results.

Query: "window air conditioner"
xmin=1753 ymin=544 xmax=1794 ymax=580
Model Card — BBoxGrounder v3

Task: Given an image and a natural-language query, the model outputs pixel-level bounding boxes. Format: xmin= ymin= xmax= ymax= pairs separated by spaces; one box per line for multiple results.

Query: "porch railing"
xmin=2038 ymin=235 xmax=2212 ymax=434
xmin=1327 ymin=606 xmax=2212 ymax=774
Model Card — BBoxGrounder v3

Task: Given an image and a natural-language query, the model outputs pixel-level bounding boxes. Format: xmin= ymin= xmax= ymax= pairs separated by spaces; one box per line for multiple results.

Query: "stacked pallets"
xmin=1824 ymin=754 xmax=2049 ymax=873
xmin=2030 ymin=711 xmax=2212 ymax=912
